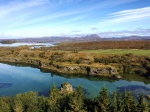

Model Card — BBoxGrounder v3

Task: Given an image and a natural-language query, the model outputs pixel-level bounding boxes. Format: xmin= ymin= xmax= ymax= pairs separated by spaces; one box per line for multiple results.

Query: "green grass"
xmin=83 ymin=49 xmax=150 ymax=56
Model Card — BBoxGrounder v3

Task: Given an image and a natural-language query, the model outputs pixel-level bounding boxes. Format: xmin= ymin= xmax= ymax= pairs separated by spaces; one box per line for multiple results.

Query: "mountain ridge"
xmin=0 ymin=34 xmax=150 ymax=43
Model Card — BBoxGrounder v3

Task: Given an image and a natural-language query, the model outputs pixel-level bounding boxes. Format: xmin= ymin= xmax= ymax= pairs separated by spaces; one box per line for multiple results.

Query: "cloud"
xmin=77 ymin=0 xmax=138 ymax=13
xmin=97 ymin=6 xmax=150 ymax=27
xmin=0 ymin=0 xmax=48 ymax=18
xmin=70 ymin=30 xmax=81 ymax=33
xmin=91 ymin=27 xmax=98 ymax=31
xmin=0 ymin=0 xmax=138 ymax=23
xmin=0 ymin=0 xmax=146 ymax=37
xmin=0 ymin=0 xmax=85 ymax=29
xmin=1 ymin=0 xmax=137 ymax=24
xmin=98 ymin=28 xmax=150 ymax=37
xmin=110 ymin=6 xmax=150 ymax=21
xmin=0 ymin=0 xmax=51 ymax=30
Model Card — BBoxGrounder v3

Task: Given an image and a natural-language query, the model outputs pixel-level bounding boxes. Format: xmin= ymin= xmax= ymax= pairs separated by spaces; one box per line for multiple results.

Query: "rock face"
xmin=57 ymin=65 xmax=119 ymax=77
xmin=89 ymin=67 xmax=117 ymax=76
xmin=60 ymin=82 xmax=73 ymax=94
xmin=0 ymin=57 xmax=120 ymax=78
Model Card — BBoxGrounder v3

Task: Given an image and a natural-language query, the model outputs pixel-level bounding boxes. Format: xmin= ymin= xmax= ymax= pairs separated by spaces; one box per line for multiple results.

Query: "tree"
xmin=84 ymin=98 xmax=95 ymax=112
xmin=19 ymin=92 xmax=38 ymax=112
xmin=95 ymin=86 xmax=110 ymax=112
xmin=0 ymin=97 xmax=11 ymax=112
xmin=137 ymin=94 xmax=149 ymax=112
xmin=68 ymin=86 xmax=86 ymax=112
xmin=121 ymin=91 xmax=137 ymax=112
xmin=47 ymin=84 xmax=61 ymax=112
xmin=37 ymin=96 xmax=47 ymax=112
xmin=13 ymin=95 xmax=24 ymax=112
xmin=112 ymin=91 xmax=117 ymax=112
xmin=116 ymin=91 xmax=122 ymax=112
xmin=126 ymin=91 xmax=137 ymax=112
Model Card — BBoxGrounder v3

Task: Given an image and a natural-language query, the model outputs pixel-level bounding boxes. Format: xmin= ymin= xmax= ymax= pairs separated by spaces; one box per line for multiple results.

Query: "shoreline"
xmin=0 ymin=58 xmax=122 ymax=79
xmin=0 ymin=45 xmax=149 ymax=80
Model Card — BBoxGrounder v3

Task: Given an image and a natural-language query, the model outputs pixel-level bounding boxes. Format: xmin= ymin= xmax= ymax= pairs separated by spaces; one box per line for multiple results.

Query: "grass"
xmin=82 ymin=49 xmax=150 ymax=56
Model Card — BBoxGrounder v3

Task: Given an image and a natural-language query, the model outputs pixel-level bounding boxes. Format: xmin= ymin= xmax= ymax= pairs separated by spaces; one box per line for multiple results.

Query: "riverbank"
xmin=0 ymin=45 xmax=150 ymax=80
xmin=0 ymin=56 xmax=120 ymax=78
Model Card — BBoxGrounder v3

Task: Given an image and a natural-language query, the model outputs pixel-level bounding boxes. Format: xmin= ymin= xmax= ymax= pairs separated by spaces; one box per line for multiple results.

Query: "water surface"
xmin=0 ymin=42 xmax=54 ymax=47
xmin=0 ymin=63 xmax=150 ymax=98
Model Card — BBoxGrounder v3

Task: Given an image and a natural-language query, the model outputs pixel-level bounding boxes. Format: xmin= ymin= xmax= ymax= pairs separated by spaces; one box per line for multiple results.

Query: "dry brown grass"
xmin=49 ymin=40 xmax=150 ymax=51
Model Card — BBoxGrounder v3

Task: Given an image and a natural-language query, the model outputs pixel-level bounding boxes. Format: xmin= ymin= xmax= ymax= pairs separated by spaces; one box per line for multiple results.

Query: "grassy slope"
xmin=82 ymin=49 xmax=150 ymax=56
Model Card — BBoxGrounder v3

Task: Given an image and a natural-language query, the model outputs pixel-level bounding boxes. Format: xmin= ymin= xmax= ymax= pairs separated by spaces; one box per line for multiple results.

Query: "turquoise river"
xmin=0 ymin=63 xmax=150 ymax=98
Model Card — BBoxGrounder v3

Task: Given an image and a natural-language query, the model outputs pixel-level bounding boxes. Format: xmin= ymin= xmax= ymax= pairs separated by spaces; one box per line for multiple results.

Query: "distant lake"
xmin=0 ymin=42 xmax=54 ymax=47
xmin=0 ymin=63 xmax=150 ymax=98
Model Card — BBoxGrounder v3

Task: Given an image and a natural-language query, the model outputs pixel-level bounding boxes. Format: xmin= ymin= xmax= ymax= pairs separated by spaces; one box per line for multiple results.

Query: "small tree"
xmin=13 ymin=95 xmax=23 ymax=112
xmin=112 ymin=91 xmax=117 ymax=112
xmin=47 ymin=84 xmax=61 ymax=112
xmin=116 ymin=91 xmax=122 ymax=112
xmin=137 ymin=94 xmax=149 ymax=112
xmin=126 ymin=91 xmax=137 ymax=112
xmin=37 ymin=96 xmax=47 ymax=112
xmin=121 ymin=91 xmax=137 ymax=112
xmin=68 ymin=86 xmax=85 ymax=112
xmin=0 ymin=97 xmax=11 ymax=112
xmin=20 ymin=92 xmax=38 ymax=112
xmin=95 ymin=86 xmax=110 ymax=112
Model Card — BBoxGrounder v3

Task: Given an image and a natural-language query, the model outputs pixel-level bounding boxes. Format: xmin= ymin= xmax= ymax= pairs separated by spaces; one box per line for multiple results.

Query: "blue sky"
xmin=0 ymin=0 xmax=150 ymax=38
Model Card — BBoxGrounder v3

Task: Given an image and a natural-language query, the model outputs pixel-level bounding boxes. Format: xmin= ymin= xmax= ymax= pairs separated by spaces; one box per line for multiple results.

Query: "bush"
xmin=134 ymin=68 xmax=147 ymax=75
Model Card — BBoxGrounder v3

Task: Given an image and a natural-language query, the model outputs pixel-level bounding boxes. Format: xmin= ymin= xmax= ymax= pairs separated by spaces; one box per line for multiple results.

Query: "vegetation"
xmin=0 ymin=85 xmax=149 ymax=112
xmin=83 ymin=49 xmax=150 ymax=56
xmin=49 ymin=40 xmax=150 ymax=51
xmin=0 ymin=41 xmax=150 ymax=79
xmin=0 ymin=40 xmax=150 ymax=111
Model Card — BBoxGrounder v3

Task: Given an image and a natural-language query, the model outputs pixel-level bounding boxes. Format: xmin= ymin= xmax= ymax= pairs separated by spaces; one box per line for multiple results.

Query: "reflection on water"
xmin=117 ymin=85 xmax=150 ymax=97
xmin=0 ymin=83 xmax=13 ymax=88
xmin=0 ymin=63 xmax=150 ymax=98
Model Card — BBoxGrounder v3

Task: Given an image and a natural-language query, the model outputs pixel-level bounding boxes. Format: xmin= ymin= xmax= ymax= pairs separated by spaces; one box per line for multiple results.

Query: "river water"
xmin=0 ymin=63 xmax=150 ymax=98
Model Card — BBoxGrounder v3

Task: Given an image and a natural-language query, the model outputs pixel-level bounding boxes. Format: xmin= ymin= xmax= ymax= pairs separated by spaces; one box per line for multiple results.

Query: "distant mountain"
xmin=0 ymin=34 xmax=101 ymax=43
xmin=100 ymin=36 xmax=150 ymax=41
xmin=0 ymin=34 xmax=149 ymax=43
xmin=121 ymin=36 xmax=150 ymax=40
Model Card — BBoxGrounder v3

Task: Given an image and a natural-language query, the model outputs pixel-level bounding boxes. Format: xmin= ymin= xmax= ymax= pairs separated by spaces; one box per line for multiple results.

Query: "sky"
xmin=0 ymin=0 xmax=150 ymax=38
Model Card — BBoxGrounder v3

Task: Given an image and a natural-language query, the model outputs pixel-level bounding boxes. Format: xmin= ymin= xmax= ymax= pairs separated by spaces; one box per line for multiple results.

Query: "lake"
xmin=0 ymin=63 xmax=150 ymax=98
xmin=0 ymin=42 xmax=54 ymax=47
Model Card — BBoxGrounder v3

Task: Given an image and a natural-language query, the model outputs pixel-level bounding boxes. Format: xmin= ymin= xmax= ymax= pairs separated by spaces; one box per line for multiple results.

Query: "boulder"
xmin=60 ymin=82 xmax=73 ymax=94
